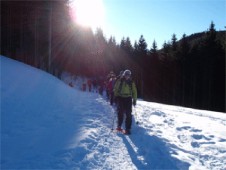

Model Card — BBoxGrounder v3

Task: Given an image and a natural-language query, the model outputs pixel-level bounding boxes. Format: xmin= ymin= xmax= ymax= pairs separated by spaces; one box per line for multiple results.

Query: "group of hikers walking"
xmin=106 ymin=69 xmax=137 ymax=135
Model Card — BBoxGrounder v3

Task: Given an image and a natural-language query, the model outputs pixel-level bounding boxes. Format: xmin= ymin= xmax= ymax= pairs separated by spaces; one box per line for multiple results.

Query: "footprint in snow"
xmin=192 ymin=134 xmax=211 ymax=141
xmin=177 ymin=134 xmax=189 ymax=143
xmin=190 ymin=128 xmax=202 ymax=132
xmin=219 ymin=138 xmax=226 ymax=142
xmin=176 ymin=126 xmax=191 ymax=131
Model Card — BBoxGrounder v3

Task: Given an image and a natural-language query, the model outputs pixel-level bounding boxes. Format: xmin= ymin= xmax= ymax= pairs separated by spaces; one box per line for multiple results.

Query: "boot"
xmin=116 ymin=127 xmax=123 ymax=132
xmin=123 ymin=129 xmax=131 ymax=135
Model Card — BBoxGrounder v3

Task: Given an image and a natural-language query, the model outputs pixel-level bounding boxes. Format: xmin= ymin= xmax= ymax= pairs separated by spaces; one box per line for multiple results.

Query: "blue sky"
xmin=102 ymin=0 xmax=226 ymax=49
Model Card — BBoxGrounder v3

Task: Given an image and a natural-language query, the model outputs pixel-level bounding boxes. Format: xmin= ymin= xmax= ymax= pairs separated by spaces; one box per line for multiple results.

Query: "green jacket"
xmin=114 ymin=78 xmax=137 ymax=101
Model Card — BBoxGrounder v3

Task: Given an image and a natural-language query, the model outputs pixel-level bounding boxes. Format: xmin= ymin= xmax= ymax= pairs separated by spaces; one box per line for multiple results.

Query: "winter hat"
xmin=123 ymin=70 xmax=131 ymax=77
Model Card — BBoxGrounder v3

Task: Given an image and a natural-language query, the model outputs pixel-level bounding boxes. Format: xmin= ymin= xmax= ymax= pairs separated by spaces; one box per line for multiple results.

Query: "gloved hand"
xmin=133 ymin=100 xmax=136 ymax=106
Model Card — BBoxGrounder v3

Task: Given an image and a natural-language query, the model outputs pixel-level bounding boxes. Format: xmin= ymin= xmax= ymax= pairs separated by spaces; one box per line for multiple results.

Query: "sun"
xmin=69 ymin=0 xmax=105 ymax=31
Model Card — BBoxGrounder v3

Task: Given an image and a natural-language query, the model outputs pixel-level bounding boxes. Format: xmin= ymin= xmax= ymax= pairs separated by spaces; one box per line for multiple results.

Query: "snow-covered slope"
xmin=1 ymin=56 xmax=226 ymax=170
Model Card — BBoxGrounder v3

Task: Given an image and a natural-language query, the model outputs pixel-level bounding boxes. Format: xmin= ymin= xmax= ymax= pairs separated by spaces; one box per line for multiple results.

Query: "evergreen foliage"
xmin=1 ymin=2 xmax=225 ymax=112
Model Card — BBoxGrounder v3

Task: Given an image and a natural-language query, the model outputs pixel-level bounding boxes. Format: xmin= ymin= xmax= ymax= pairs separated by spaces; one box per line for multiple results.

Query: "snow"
xmin=1 ymin=55 xmax=226 ymax=170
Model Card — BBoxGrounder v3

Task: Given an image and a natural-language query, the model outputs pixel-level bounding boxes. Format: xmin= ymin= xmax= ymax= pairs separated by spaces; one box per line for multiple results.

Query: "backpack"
xmin=118 ymin=78 xmax=133 ymax=95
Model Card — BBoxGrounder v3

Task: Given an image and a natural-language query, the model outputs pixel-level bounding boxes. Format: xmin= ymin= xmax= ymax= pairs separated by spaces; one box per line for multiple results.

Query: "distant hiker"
xmin=114 ymin=69 xmax=137 ymax=135
xmin=82 ymin=83 xmax=86 ymax=91
xmin=92 ymin=79 xmax=97 ymax=91
xmin=87 ymin=79 xmax=92 ymax=92
xmin=107 ymin=75 xmax=116 ymax=105
xmin=98 ymin=81 xmax=104 ymax=95
xmin=106 ymin=71 xmax=115 ymax=101
xmin=114 ymin=70 xmax=124 ymax=105
xmin=117 ymin=70 xmax=124 ymax=79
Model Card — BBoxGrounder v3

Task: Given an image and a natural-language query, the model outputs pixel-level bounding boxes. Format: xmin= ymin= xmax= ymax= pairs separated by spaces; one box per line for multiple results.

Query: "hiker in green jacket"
xmin=114 ymin=69 xmax=137 ymax=135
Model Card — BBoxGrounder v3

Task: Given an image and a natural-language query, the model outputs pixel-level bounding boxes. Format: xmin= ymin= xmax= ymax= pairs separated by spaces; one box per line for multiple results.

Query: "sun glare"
xmin=70 ymin=0 xmax=105 ymax=31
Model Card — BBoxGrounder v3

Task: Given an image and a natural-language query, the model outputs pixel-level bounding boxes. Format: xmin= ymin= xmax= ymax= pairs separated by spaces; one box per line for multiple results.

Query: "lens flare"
xmin=69 ymin=0 xmax=105 ymax=31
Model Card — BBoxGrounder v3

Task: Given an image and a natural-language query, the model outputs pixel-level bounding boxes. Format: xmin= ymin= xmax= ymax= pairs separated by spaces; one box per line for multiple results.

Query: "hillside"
xmin=178 ymin=30 xmax=226 ymax=46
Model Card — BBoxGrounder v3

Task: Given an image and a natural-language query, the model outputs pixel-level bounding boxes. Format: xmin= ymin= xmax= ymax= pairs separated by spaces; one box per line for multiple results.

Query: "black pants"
xmin=110 ymin=91 xmax=114 ymax=105
xmin=117 ymin=97 xmax=132 ymax=130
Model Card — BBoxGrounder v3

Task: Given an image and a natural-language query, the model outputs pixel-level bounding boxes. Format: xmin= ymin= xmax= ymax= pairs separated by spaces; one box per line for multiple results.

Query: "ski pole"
xmin=111 ymin=111 xmax=116 ymax=131
xmin=133 ymin=106 xmax=139 ymax=124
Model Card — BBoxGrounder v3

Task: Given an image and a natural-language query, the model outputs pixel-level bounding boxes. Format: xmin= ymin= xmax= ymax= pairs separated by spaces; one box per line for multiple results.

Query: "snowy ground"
xmin=1 ymin=56 xmax=226 ymax=170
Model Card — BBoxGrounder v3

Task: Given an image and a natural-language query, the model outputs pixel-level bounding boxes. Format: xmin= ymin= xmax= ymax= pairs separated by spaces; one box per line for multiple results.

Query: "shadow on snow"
xmin=121 ymin=121 xmax=190 ymax=170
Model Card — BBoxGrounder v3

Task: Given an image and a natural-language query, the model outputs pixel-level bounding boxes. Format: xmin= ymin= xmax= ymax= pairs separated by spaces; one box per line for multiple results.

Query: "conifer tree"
xmin=108 ymin=36 xmax=117 ymax=46
xmin=124 ymin=37 xmax=133 ymax=55
xmin=178 ymin=34 xmax=190 ymax=105
xmin=162 ymin=41 xmax=171 ymax=54
xmin=179 ymin=34 xmax=190 ymax=58
xmin=119 ymin=37 xmax=133 ymax=60
xmin=120 ymin=37 xmax=126 ymax=51
xmin=150 ymin=40 xmax=158 ymax=54
xmin=171 ymin=33 xmax=177 ymax=51
xmin=137 ymin=35 xmax=148 ymax=55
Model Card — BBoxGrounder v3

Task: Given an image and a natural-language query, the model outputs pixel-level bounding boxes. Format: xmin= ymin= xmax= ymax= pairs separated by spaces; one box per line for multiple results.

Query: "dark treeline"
xmin=1 ymin=1 xmax=225 ymax=112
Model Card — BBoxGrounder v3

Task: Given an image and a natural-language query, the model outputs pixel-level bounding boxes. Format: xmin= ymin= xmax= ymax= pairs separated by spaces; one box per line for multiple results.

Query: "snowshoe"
xmin=122 ymin=129 xmax=131 ymax=135
xmin=116 ymin=127 xmax=123 ymax=132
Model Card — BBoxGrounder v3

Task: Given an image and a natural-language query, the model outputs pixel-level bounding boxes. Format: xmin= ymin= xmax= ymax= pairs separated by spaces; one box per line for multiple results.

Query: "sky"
xmin=2 ymin=55 xmax=226 ymax=169
xmin=101 ymin=0 xmax=226 ymax=49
